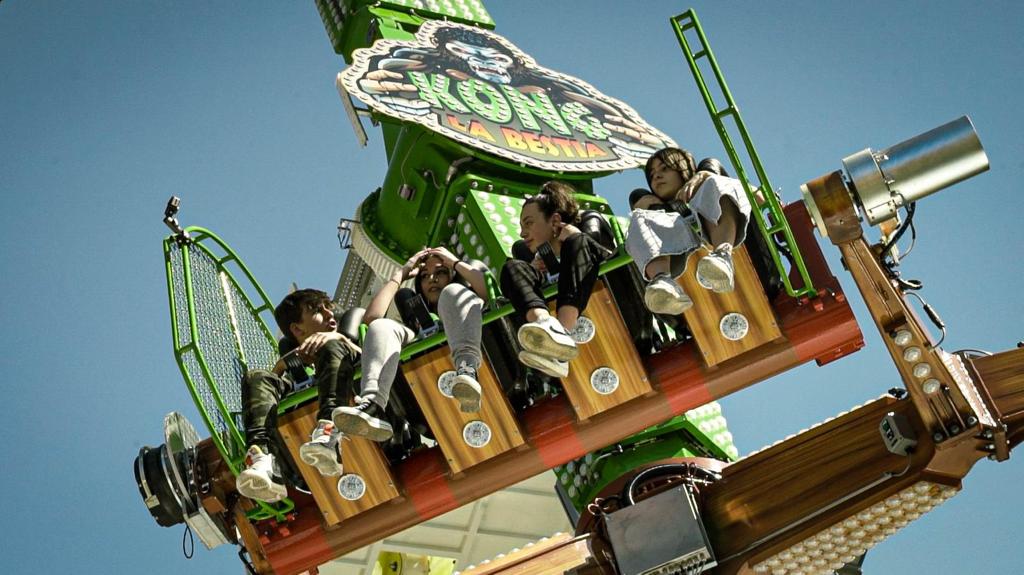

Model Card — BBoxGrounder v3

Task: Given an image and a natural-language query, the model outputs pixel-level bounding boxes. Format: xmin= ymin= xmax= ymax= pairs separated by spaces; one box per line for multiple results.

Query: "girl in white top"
xmin=625 ymin=147 xmax=751 ymax=314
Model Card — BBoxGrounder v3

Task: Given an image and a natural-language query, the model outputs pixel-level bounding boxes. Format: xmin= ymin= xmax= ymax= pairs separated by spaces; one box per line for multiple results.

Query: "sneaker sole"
xmin=696 ymin=259 xmax=735 ymax=293
xmin=518 ymin=350 xmax=569 ymax=379
xmin=299 ymin=444 xmax=343 ymax=477
xmin=333 ymin=409 xmax=394 ymax=442
xmin=236 ymin=472 xmax=287 ymax=503
xmin=451 ymin=377 xmax=483 ymax=413
xmin=644 ymin=285 xmax=693 ymax=315
xmin=518 ymin=324 xmax=578 ymax=361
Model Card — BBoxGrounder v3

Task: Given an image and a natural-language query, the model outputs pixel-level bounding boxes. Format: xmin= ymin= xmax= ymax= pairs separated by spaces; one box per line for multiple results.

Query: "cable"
xmin=902 ymin=216 xmax=918 ymax=258
xmin=904 ymin=291 xmax=947 ymax=348
xmin=182 ymin=524 xmax=194 ymax=559
xmin=881 ymin=202 xmax=916 ymax=263
xmin=623 ymin=463 xmax=720 ymax=505
xmin=878 ymin=203 xmax=925 ymax=291
xmin=954 ymin=348 xmax=993 ymax=357
xmin=238 ymin=547 xmax=258 ymax=575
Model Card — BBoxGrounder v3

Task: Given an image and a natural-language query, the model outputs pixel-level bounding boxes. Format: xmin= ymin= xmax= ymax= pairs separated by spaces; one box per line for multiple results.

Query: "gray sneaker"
xmin=696 ymin=243 xmax=735 ymax=293
xmin=451 ymin=362 xmax=483 ymax=413
xmin=644 ymin=273 xmax=693 ymax=315
xmin=299 ymin=420 xmax=343 ymax=477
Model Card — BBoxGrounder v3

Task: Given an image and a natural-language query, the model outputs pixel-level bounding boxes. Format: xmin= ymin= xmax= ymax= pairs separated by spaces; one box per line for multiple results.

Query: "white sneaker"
xmin=518 ymin=350 xmax=569 ymax=379
xmin=644 ymin=273 xmax=693 ymax=315
xmin=236 ymin=445 xmax=287 ymax=503
xmin=299 ymin=420 xmax=343 ymax=477
xmin=696 ymin=243 xmax=735 ymax=293
xmin=518 ymin=316 xmax=578 ymax=361
xmin=451 ymin=362 xmax=483 ymax=413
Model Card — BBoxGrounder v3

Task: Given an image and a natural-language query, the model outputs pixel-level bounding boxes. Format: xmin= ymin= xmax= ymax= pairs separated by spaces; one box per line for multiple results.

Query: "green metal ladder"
xmin=672 ymin=9 xmax=816 ymax=299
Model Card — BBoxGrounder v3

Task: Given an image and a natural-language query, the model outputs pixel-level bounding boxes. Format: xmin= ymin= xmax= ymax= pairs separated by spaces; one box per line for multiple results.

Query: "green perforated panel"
xmin=553 ymin=401 xmax=738 ymax=510
xmin=457 ymin=187 xmax=525 ymax=267
xmin=378 ymin=0 xmax=494 ymax=27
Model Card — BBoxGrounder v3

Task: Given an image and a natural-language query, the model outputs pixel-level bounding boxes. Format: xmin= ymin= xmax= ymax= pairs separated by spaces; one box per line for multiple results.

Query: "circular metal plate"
xmin=719 ymin=312 xmax=750 ymax=341
xmin=571 ymin=316 xmax=596 ymax=344
xmin=337 ymin=474 xmax=367 ymax=501
xmin=590 ymin=367 xmax=620 ymax=395
xmin=462 ymin=420 xmax=492 ymax=448
xmin=162 ymin=412 xmax=200 ymax=514
xmin=437 ymin=370 xmax=457 ymax=398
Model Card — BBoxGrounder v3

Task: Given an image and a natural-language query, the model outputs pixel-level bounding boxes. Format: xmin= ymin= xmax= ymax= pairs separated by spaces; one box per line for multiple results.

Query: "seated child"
xmin=499 ymin=181 xmax=612 ymax=378
xmin=332 ymin=246 xmax=489 ymax=442
xmin=626 ymin=147 xmax=750 ymax=315
xmin=236 ymin=289 xmax=360 ymax=503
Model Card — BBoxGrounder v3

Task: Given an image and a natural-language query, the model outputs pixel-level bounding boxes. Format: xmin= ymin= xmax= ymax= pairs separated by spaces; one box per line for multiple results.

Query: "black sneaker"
xmin=331 ymin=399 xmax=394 ymax=442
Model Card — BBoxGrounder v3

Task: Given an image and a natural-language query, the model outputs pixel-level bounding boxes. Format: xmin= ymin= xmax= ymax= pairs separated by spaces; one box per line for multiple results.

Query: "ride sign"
xmin=338 ymin=21 xmax=676 ymax=172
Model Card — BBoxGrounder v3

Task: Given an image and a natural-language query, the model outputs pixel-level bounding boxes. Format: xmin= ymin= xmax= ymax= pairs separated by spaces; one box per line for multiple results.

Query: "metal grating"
xmin=334 ymin=249 xmax=375 ymax=311
xmin=167 ymin=238 xmax=277 ymax=453
xmin=169 ymin=245 xmax=192 ymax=349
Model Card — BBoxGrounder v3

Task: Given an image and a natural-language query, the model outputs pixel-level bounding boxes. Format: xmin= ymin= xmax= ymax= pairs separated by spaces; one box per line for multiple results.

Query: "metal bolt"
xmin=967 ymin=416 xmax=978 ymax=426
xmin=982 ymin=430 xmax=994 ymax=440
xmin=932 ymin=432 xmax=945 ymax=442
xmin=949 ymin=424 xmax=962 ymax=435
xmin=985 ymin=443 xmax=995 ymax=451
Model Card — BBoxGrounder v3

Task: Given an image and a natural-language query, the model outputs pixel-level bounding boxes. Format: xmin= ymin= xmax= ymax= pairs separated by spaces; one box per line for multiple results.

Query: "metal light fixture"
xmin=803 ymin=116 xmax=989 ymax=235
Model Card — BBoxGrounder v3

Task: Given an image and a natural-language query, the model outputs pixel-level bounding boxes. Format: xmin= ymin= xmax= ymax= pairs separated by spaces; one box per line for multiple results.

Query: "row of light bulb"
xmin=739 ymin=396 xmax=891 ymax=463
xmin=751 ymin=481 xmax=958 ymax=575
xmin=892 ymin=328 xmax=943 ymax=395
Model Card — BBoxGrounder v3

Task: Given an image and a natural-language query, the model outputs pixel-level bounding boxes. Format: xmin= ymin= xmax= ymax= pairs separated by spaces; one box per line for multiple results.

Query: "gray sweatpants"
xmin=361 ymin=282 xmax=483 ymax=408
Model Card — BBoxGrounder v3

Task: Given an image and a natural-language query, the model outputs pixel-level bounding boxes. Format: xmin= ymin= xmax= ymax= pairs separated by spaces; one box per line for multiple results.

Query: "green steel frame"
xmin=164 ymin=227 xmax=294 ymax=522
xmin=672 ymin=10 xmax=816 ymax=299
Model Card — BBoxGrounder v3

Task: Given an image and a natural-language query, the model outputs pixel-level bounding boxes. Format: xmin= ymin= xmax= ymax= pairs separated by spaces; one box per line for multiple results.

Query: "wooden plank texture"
xmin=278 ymin=402 xmax=400 ymax=526
xmin=557 ymin=280 xmax=652 ymax=421
xmin=678 ymin=244 xmax=782 ymax=367
xmin=458 ymin=533 xmax=594 ymax=575
xmin=404 ymin=346 xmax=525 ymax=475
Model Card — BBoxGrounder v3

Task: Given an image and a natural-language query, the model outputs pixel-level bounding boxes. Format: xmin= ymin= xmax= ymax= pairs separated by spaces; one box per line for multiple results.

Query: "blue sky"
xmin=1 ymin=2 xmax=1021 ymax=573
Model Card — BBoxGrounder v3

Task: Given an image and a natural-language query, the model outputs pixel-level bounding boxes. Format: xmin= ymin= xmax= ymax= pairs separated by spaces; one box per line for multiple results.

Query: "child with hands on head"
xmin=332 ymin=246 xmax=490 ymax=443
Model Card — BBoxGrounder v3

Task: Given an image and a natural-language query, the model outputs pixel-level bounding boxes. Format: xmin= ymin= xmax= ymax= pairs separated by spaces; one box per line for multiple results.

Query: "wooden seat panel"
xmin=278 ymin=403 xmax=400 ymax=526
xmin=403 ymin=347 xmax=525 ymax=475
xmin=678 ymin=244 xmax=783 ymax=367
xmin=557 ymin=280 xmax=653 ymax=421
